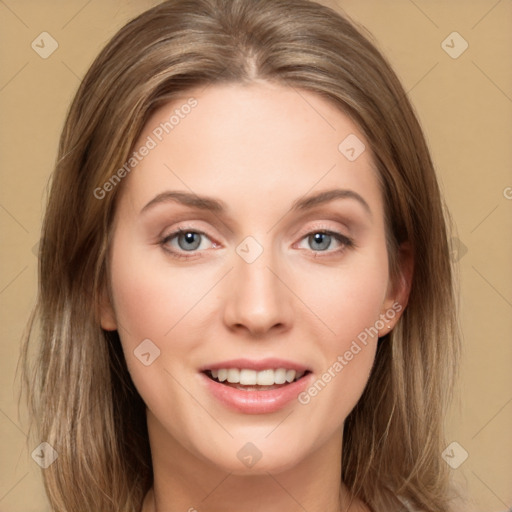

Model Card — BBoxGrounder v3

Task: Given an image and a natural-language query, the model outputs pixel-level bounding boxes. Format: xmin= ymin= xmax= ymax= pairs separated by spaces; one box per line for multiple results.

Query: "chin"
xmin=217 ymin=453 xmax=304 ymax=476
xmin=196 ymin=435 xmax=310 ymax=476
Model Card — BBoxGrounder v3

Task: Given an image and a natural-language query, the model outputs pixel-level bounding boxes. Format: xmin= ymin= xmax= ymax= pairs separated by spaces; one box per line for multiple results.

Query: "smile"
xmin=206 ymin=368 xmax=307 ymax=389
xmin=200 ymin=362 xmax=313 ymax=414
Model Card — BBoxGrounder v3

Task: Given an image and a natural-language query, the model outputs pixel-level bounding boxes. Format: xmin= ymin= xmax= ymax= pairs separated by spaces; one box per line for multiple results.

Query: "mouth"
xmin=203 ymin=368 xmax=312 ymax=391
xmin=200 ymin=360 xmax=314 ymax=414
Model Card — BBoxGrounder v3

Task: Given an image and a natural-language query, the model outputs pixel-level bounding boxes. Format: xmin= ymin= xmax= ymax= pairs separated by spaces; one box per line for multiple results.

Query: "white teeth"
xmin=274 ymin=368 xmax=287 ymax=384
xmin=209 ymin=367 xmax=306 ymax=385
xmin=285 ymin=369 xmax=296 ymax=383
xmin=239 ymin=369 xmax=257 ymax=385
xmin=227 ymin=368 xmax=240 ymax=383
xmin=256 ymin=369 xmax=275 ymax=386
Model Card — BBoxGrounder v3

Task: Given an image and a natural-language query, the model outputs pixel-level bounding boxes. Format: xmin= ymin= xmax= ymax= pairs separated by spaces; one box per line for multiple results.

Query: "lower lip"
xmin=200 ymin=372 xmax=313 ymax=414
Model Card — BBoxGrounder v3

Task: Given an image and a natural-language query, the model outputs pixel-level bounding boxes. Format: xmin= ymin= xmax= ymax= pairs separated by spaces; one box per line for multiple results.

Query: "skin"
xmin=100 ymin=81 xmax=412 ymax=512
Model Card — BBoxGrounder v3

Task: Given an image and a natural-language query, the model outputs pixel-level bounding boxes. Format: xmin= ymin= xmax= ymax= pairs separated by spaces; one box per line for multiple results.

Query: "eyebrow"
xmin=140 ymin=188 xmax=371 ymax=216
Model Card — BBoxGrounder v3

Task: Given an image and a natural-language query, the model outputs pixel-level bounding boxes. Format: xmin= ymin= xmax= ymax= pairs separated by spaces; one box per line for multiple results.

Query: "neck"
xmin=142 ymin=411 xmax=369 ymax=512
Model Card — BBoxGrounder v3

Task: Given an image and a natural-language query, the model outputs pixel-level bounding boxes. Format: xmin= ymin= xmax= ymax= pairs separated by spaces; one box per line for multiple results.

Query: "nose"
xmin=222 ymin=245 xmax=293 ymax=337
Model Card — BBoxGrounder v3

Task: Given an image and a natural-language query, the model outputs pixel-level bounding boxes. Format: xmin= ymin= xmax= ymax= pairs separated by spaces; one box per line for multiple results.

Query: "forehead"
xmin=118 ymin=82 xmax=383 ymax=221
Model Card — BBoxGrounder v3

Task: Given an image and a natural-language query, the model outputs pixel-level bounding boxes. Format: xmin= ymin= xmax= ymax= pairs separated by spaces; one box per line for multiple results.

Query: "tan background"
xmin=1 ymin=0 xmax=511 ymax=510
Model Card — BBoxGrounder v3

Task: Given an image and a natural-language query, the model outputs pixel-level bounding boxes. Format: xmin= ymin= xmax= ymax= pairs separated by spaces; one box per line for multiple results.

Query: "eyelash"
xmin=159 ymin=226 xmax=355 ymax=261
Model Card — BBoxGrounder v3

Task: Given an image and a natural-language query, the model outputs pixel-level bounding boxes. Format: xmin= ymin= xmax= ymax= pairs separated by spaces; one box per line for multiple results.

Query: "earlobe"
xmin=379 ymin=242 xmax=414 ymax=336
xmin=98 ymin=286 xmax=118 ymax=331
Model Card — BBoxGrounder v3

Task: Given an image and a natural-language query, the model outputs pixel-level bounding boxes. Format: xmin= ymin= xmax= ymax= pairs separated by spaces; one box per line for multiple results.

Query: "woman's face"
xmin=101 ymin=81 xmax=408 ymax=474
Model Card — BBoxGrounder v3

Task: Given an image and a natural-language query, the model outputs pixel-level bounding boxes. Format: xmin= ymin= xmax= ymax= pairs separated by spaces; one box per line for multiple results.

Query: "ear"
xmin=378 ymin=241 xmax=413 ymax=337
xmin=98 ymin=284 xmax=118 ymax=331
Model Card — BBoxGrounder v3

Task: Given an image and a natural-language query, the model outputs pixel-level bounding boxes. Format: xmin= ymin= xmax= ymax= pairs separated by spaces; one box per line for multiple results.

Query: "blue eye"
xmin=159 ymin=228 xmax=354 ymax=261
xmin=174 ymin=231 xmax=202 ymax=251
xmin=309 ymin=232 xmax=333 ymax=251
xmin=300 ymin=230 xmax=353 ymax=254
xmin=160 ymin=229 xmax=213 ymax=260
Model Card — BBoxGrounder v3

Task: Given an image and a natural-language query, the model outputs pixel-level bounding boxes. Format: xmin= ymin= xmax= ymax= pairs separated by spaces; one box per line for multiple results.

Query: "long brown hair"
xmin=21 ymin=0 xmax=460 ymax=510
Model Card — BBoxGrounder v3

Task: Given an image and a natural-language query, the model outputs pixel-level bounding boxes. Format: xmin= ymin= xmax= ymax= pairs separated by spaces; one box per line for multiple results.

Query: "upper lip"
xmin=199 ymin=358 xmax=311 ymax=373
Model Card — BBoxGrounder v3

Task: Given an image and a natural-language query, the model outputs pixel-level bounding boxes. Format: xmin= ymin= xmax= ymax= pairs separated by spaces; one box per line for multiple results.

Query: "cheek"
xmin=108 ymin=243 xmax=211 ymax=412
xmin=292 ymin=250 xmax=388 ymax=417
xmin=294 ymin=249 xmax=389 ymax=344
xmin=109 ymin=244 xmax=213 ymax=343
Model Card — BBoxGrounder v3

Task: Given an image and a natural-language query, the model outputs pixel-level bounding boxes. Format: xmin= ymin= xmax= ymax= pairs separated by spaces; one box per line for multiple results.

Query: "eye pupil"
xmin=178 ymin=231 xmax=201 ymax=251
xmin=310 ymin=232 xmax=331 ymax=251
